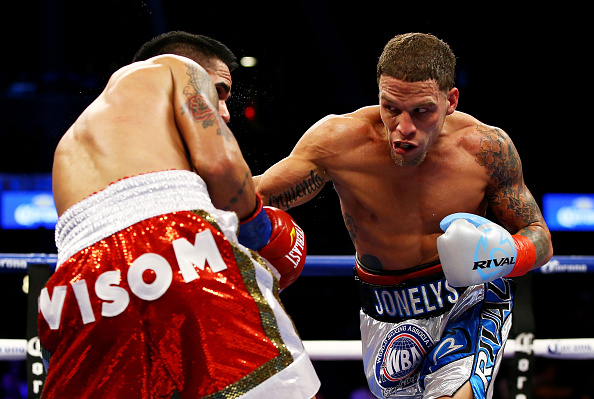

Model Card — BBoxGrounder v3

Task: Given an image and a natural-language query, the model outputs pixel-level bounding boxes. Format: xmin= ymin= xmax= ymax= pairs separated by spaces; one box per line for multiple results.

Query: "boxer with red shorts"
xmin=39 ymin=170 xmax=319 ymax=398
xmin=43 ymin=31 xmax=319 ymax=398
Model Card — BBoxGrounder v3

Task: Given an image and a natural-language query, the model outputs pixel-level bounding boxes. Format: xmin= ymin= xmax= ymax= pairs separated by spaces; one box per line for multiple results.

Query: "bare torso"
xmin=332 ymin=107 xmax=490 ymax=268
xmin=259 ymin=106 xmax=494 ymax=270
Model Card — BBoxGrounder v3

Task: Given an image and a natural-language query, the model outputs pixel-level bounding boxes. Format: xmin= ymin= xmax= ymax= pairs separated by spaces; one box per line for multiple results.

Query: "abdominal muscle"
xmin=335 ymin=169 xmax=487 ymax=271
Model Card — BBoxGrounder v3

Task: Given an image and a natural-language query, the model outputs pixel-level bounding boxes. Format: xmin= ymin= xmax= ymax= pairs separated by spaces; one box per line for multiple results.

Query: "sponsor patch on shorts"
xmin=374 ymin=323 xmax=434 ymax=394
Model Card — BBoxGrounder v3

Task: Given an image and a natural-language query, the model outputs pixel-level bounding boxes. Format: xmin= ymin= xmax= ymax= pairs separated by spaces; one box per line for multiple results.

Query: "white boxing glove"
xmin=437 ymin=213 xmax=536 ymax=287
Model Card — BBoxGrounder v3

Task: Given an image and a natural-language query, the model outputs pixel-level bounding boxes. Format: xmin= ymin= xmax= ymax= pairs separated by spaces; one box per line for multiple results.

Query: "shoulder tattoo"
xmin=474 ymin=125 xmax=521 ymax=184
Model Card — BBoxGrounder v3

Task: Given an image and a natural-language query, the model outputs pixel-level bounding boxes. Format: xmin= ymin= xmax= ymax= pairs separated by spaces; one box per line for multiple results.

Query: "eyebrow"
xmin=379 ymin=95 xmax=437 ymax=108
xmin=414 ymin=100 xmax=438 ymax=108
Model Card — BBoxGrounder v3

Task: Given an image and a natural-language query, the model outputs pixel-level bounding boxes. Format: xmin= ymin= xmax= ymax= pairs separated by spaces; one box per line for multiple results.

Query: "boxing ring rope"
xmin=3 ymin=337 xmax=594 ymax=362
xmin=2 ymin=253 xmax=594 ymax=362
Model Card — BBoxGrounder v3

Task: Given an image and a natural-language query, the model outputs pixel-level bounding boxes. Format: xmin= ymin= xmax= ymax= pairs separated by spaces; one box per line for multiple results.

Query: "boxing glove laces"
xmin=238 ymin=195 xmax=306 ymax=289
xmin=436 ymin=213 xmax=536 ymax=287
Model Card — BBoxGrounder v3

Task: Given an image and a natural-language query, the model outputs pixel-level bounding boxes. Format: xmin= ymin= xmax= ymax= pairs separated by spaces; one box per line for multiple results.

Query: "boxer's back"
xmin=52 ymin=58 xmax=193 ymax=216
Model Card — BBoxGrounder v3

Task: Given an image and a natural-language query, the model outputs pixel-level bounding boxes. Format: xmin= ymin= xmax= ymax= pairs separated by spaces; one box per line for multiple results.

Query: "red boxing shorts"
xmin=38 ymin=170 xmax=319 ymax=399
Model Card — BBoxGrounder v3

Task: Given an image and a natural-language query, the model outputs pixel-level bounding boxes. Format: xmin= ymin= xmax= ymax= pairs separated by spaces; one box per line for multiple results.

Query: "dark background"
xmin=1 ymin=2 xmax=593 ymax=398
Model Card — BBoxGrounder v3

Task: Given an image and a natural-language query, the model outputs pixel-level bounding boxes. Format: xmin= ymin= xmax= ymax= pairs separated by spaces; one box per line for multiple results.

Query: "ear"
xmin=446 ymin=87 xmax=459 ymax=115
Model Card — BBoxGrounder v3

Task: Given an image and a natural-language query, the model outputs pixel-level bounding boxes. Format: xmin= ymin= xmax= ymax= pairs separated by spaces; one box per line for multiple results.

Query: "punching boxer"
xmin=256 ymin=33 xmax=553 ymax=399
xmin=39 ymin=31 xmax=319 ymax=399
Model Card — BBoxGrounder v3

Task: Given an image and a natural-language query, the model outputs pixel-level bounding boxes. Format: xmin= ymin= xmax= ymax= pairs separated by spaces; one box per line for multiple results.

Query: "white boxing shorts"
xmin=38 ymin=170 xmax=320 ymax=399
xmin=355 ymin=258 xmax=513 ymax=399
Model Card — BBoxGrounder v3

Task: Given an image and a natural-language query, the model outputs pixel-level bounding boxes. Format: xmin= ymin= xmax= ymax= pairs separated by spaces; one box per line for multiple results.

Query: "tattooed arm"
xmin=257 ymin=154 xmax=328 ymax=210
xmin=170 ymin=57 xmax=256 ymax=218
xmin=476 ymin=126 xmax=553 ymax=268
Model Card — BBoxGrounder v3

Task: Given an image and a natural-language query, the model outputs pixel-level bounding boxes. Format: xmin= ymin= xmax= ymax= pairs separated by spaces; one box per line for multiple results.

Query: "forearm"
xmin=256 ymin=165 xmax=327 ymax=211
xmin=200 ymin=154 xmax=257 ymax=219
xmin=515 ymin=223 xmax=553 ymax=269
xmin=438 ymin=213 xmax=552 ymax=286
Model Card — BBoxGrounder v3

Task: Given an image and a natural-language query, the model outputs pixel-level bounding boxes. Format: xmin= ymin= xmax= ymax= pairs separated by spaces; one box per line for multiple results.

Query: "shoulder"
xmin=447 ymin=111 xmax=513 ymax=154
xmin=448 ymin=112 xmax=521 ymax=182
xmin=290 ymin=106 xmax=382 ymax=165
xmin=303 ymin=105 xmax=382 ymax=141
xmin=104 ymin=55 xmax=217 ymax=108
xmin=106 ymin=55 xmax=205 ymax=88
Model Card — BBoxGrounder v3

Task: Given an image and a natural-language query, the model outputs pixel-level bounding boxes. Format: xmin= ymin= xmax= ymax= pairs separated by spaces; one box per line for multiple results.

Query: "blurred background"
xmin=0 ymin=1 xmax=592 ymax=398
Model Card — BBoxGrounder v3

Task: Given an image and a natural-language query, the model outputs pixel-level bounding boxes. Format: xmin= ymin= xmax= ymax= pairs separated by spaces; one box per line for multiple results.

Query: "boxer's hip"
xmin=55 ymin=169 xmax=239 ymax=268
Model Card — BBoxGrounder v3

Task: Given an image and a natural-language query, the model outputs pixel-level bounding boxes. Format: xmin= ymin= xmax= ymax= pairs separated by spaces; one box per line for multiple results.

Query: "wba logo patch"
xmin=374 ymin=323 xmax=434 ymax=394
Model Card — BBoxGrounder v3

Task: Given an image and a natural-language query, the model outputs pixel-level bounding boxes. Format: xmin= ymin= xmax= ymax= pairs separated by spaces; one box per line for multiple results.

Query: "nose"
xmin=396 ymin=112 xmax=416 ymax=137
xmin=219 ymin=100 xmax=231 ymax=124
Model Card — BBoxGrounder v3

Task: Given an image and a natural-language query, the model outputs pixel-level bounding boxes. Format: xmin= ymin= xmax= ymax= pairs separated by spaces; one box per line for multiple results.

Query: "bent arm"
xmin=480 ymin=127 xmax=553 ymax=269
xmin=171 ymin=58 xmax=256 ymax=218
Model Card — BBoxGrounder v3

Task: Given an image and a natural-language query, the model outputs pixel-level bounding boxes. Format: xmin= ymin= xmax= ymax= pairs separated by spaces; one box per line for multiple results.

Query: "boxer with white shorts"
xmin=356 ymin=258 xmax=512 ymax=399
xmin=256 ymin=33 xmax=553 ymax=398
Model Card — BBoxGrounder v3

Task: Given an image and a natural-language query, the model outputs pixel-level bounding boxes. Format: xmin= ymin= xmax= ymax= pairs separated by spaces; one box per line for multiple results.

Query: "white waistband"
xmin=55 ymin=170 xmax=239 ymax=267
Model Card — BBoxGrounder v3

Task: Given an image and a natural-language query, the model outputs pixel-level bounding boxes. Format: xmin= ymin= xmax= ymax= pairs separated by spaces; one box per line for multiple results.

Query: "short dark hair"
xmin=132 ymin=31 xmax=239 ymax=73
xmin=377 ymin=33 xmax=456 ymax=92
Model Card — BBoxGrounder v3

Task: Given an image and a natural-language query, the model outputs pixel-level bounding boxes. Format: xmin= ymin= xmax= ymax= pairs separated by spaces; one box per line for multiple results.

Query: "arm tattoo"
xmin=267 ymin=170 xmax=325 ymax=209
xmin=475 ymin=125 xmax=551 ymax=264
xmin=475 ymin=126 xmax=520 ymax=183
xmin=475 ymin=125 xmax=541 ymax=230
xmin=181 ymin=63 xmax=233 ymax=141
xmin=221 ymin=171 xmax=251 ymax=211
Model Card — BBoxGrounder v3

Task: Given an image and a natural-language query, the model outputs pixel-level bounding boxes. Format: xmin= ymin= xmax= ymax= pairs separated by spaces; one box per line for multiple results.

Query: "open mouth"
xmin=392 ymin=141 xmax=417 ymax=155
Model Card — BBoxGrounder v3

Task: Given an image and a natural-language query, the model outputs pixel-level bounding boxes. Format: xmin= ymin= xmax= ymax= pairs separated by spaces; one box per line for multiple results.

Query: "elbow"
xmin=195 ymin=151 xmax=253 ymax=192
xmin=535 ymin=230 xmax=554 ymax=269
xmin=197 ymin=156 xmax=244 ymax=182
xmin=544 ymin=239 xmax=554 ymax=265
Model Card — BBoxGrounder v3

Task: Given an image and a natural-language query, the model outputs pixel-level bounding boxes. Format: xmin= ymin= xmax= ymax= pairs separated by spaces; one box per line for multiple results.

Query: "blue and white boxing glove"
xmin=436 ymin=213 xmax=536 ymax=287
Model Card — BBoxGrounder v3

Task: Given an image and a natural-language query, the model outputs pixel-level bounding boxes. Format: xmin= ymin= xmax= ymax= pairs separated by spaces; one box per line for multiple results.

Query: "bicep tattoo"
xmin=475 ymin=125 xmax=539 ymax=228
xmin=180 ymin=63 xmax=233 ymax=141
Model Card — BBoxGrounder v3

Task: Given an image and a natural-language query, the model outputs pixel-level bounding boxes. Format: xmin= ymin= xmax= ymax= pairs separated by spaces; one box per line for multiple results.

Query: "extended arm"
xmin=256 ymin=117 xmax=334 ymax=210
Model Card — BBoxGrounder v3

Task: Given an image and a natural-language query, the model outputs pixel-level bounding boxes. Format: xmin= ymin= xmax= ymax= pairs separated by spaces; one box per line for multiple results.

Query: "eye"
xmin=215 ymin=83 xmax=231 ymax=101
xmin=216 ymin=87 xmax=227 ymax=101
xmin=382 ymin=103 xmax=400 ymax=115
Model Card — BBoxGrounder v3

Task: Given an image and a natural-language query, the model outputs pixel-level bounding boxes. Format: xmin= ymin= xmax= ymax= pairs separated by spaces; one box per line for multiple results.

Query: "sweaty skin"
xmin=256 ymin=77 xmax=552 ymax=271
xmin=53 ymin=54 xmax=256 ymax=219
